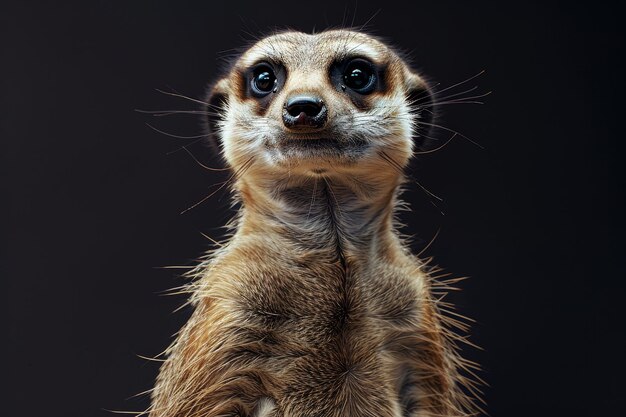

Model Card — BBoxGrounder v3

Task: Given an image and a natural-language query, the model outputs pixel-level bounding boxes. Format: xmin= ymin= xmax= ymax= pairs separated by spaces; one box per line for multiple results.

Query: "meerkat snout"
xmin=282 ymin=95 xmax=327 ymax=130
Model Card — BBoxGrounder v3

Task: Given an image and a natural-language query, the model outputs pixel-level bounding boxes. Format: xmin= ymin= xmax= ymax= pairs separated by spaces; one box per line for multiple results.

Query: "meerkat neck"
xmin=234 ymin=173 xmax=404 ymax=260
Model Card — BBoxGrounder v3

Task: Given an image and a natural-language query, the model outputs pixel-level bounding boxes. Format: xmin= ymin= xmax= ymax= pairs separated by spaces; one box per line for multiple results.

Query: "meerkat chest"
xmin=211 ymin=243 xmax=423 ymax=349
xmin=200 ymin=246 xmax=424 ymax=417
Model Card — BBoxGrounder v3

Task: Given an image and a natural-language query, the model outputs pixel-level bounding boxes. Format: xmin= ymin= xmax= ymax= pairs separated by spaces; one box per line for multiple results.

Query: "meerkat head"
xmin=205 ymin=30 xmax=432 ymax=183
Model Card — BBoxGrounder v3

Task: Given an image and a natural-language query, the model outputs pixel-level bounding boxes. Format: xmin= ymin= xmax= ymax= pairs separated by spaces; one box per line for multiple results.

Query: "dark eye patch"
xmin=251 ymin=64 xmax=278 ymax=97
xmin=330 ymin=57 xmax=387 ymax=109
xmin=241 ymin=61 xmax=286 ymax=114
xmin=343 ymin=59 xmax=377 ymax=94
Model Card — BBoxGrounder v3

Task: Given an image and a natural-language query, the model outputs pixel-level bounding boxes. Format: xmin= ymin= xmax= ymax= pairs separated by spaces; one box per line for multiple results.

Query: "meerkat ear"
xmin=203 ymin=78 xmax=230 ymax=152
xmin=404 ymin=70 xmax=436 ymax=150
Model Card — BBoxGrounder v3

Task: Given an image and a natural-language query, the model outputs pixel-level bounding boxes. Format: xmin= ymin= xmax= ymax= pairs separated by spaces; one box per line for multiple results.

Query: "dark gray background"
xmin=2 ymin=1 xmax=624 ymax=416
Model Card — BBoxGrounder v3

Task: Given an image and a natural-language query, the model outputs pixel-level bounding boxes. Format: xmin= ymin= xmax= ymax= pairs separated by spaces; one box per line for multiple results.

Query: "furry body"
xmin=150 ymin=30 xmax=478 ymax=417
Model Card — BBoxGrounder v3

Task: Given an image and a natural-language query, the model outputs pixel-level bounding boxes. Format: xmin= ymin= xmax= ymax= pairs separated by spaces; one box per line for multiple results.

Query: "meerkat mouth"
xmin=284 ymin=137 xmax=342 ymax=148
xmin=270 ymin=137 xmax=370 ymax=163
xmin=275 ymin=135 xmax=368 ymax=153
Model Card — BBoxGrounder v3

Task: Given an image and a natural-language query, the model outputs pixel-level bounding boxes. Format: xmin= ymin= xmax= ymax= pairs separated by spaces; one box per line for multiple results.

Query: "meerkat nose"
xmin=283 ymin=95 xmax=327 ymax=130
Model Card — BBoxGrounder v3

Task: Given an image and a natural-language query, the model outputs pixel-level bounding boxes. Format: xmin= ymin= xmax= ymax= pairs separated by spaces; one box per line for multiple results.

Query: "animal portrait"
xmin=4 ymin=3 xmax=622 ymax=417
xmin=148 ymin=29 xmax=483 ymax=417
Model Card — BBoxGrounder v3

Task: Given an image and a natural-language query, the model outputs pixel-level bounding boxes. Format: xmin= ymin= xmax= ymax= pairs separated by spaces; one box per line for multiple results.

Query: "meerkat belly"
xmin=212 ymin=249 xmax=424 ymax=417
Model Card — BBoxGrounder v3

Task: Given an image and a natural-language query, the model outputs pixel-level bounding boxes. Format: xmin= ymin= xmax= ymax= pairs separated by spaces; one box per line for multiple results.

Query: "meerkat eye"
xmin=343 ymin=59 xmax=376 ymax=94
xmin=251 ymin=65 xmax=277 ymax=96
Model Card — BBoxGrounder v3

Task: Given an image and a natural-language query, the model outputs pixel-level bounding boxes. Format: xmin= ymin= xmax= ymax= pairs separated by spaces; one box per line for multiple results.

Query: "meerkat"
xmin=149 ymin=29 xmax=481 ymax=417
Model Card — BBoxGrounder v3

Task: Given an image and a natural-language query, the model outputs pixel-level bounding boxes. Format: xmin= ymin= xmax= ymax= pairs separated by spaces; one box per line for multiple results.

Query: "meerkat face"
xmin=206 ymin=30 xmax=432 ymax=179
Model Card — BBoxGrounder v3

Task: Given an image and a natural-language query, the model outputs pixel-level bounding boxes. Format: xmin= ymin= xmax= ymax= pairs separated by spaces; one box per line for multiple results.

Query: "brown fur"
xmin=149 ymin=30 xmax=481 ymax=417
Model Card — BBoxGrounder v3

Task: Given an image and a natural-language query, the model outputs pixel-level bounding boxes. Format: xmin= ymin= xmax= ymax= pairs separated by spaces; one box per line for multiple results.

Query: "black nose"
xmin=283 ymin=95 xmax=327 ymax=129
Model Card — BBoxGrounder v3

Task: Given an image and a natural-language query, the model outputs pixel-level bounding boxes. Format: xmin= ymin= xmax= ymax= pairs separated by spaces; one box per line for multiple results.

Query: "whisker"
xmin=418 ymin=121 xmax=484 ymax=149
xmin=145 ymin=123 xmax=210 ymax=140
xmin=180 ymin=181 xmax=230 ymax=215
xmin=430 ymin=86 xmax=480 ymax=103
xmin=358 ymin=8 xmax=382 ymax=32
xmin=135 ymin=109 xmax=215 ymax=117
xmin=417 ymin=228 xmax=441 ymax=258
xmin=427 ymin=90 xmax=492 ymax=106
xmin=307 ymin=178 xmax=318 ymax=221
xmin=101 ymin=409 xmax=149 ymax=416
xmin=180 ymin=156 xmax=254 ymax=215
xmin=165 ymin=138 xmax=209 ymax=155
xmin=181 ymin=146 xmax=230 ymax=172
xmin=378 ymin=150 xmax=445 ymax=214
xmin=416 ymin=100 xmax=485 ymax=109
xmin=413 ymin=86 xmax=479 ymax=105
xmin=378 ymin=150 xmax=404 ymax=175
xmin=155 ymin=88 xmax=209 ymax=107
xmin=415 ymin=179 xmax=443 ymax=201
xmin=430 ymin=70 xmax=486 ymax=97
xmin=414 ymin=133 xmax=457 ymax=155
xmin=350 ymin=1 xmax=358 ymax=28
